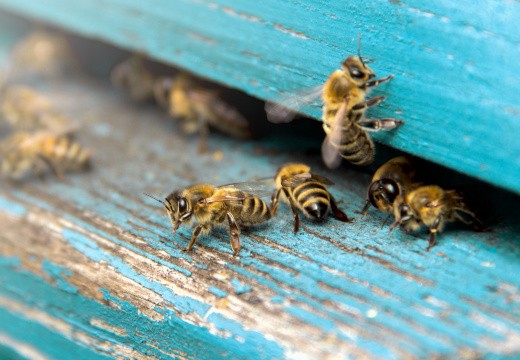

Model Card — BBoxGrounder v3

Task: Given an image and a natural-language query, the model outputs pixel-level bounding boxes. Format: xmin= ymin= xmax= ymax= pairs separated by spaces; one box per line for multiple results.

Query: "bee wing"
xmin=321 ymin=101 xmax=348 ymax=169
xmin=217 ymin=179 xmax=275 ymax=198
xmin=281 ymin=172 xmax=335 ymax=188
xmin=265 ymin=85 xmax=323 ymax=123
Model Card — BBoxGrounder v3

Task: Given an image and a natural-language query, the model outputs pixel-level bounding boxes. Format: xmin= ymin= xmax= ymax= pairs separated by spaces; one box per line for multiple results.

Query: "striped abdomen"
xmin=39 ymin=135 xmax=91 ymax=171
xmin=230 ymin=190 xmax=271 ymax=226
xmin=323 ymin=106 xmax=374 ymax=166
xmin=290 ymin=180 xmax=331 ymax=220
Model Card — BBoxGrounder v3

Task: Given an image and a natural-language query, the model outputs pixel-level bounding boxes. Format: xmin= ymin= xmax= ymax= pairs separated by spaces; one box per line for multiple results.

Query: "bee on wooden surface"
xmin=146 ymin=181 xmax=273 ymax=255
xmin=153 ymin=73 xmax=252 ymax=153
xmin=0 ymin=130 xmax=91 ymax=180
xmin=361 ymin=156 xmax=420 ymax=216
xmin=7 ymin=30 xmax=77 ymax=79
xmin=110 ymin=55 xmax=158 ymax=102
xmin=390 ymin=185 xmax=482 ymax=251
xmin=267 ymin=40 xmax=403 ymax=168
xmin=271 ymin=163 xmax=352 ymax=233
xmin=0 ymin=85 xmax=71 ymax=131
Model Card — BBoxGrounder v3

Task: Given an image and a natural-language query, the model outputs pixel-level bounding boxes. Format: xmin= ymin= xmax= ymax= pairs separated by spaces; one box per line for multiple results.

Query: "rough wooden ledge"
xmin=0 ymin=68 xmax=519 ymax=359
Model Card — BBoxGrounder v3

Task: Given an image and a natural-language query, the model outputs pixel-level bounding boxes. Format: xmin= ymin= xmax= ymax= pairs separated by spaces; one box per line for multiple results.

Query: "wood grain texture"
xmin=0 ymin=57 xmax=519 ymax=359
xmin=0 ymin=0 xmax=518 ymax=195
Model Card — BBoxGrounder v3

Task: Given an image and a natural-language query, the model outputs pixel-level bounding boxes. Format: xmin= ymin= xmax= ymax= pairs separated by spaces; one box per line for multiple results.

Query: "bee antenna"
xmin=357 ymin=33 xmax=367 ymax=69
xmin=144 ymin=192 xmax=165 ymax=205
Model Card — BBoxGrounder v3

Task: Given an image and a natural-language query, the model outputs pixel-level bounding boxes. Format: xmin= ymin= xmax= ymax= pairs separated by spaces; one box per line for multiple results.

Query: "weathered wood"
xmin=0 ymin=40 xmax=519 ymax=359
xmin=0 ymin=0 xmax=518 ymax=195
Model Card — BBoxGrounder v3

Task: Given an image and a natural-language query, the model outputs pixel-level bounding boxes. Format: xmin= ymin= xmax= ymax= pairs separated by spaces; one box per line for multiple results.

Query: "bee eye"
xmin=349 ymin=66 xmax=363 ymax=79
xmin=382 ymin=180 xmax=399 ymax=204
xmin=178 ymin=197 xmax=188 ymax=213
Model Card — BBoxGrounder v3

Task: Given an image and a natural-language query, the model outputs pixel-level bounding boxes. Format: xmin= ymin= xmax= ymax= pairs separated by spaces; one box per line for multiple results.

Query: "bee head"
xmin=164 ymin=191 xmax=193 ymax=231
xmin=368 ymin=179 xmax=399 ymax=213
xmin=341 ymin=56 xmax=375 ymax=85
xmin=145 ymin=191 xmax=192 ymax=233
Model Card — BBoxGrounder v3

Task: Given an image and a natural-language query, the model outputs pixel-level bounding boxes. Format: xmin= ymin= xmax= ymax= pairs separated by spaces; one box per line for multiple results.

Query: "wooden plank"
xmin=0 ymin=25 xmax=520 ymax=359
xmin=0 ymin=1 xmax=518 ymax=195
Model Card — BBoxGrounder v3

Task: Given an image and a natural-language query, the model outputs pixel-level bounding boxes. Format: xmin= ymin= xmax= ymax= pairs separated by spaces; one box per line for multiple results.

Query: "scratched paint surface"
xmin=0 ymin=1 xmax=518 ymax=196
xmin=0 ymin=36 xmax=519 ymax=359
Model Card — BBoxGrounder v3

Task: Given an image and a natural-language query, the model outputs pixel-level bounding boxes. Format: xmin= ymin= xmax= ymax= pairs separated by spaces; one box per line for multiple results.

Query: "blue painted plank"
xmin=0 ymin=14 xmax=519 ymax=360
xmin=0 ymin=71 xmax=518 ymax=359
xmin=0 ymin=0 xmax=518 ymax=194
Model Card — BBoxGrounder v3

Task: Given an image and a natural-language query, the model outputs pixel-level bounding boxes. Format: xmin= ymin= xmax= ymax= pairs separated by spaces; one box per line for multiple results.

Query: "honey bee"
xmin=270 ymin=163 xmax=352 ymax=233
xmin=361 ymin=156 xmax=420 ymax=216
xmin=0 ymin=85 xmax=71 ymax=131
xmin=110 ymin=55 xmax=158 ymax=102
xmin=0 ymin=130 xmax=91 ymax=180
xmin=153 ymin=73 xmax=252 ymax=153
xmin=390 ymin=185 xmax=482 ymax=251
xmin=267 ymin=40 xmax=403 ymax=168
xmin=146 ymin=182 xmax=273 ymax=255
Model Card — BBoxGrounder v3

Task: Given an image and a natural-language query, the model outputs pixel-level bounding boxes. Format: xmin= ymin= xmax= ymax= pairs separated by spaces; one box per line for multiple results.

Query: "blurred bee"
xmin=0 ymin=85 xmax=70 ymax=131
xmin=153 ymin=73 xmax=252 ymax=153
xmin=390 ymin=185 xmax=482 ymax=251
xmin=0 ymin=130 xmax=91 ymax=180
xmin=110 ymin=55 xmax=158 ymax=102
xmin=267 ymin=39 xmax=403 ymax=168
xmin=361 ymin=156 xmax=420 ymax=216
xmin=271 ymin=163 xmax=352 ymax=233
xmin=7 ymin=30 xmax=77 ymax=79
xmin=146 ymin=181 xmax=273 ymax=255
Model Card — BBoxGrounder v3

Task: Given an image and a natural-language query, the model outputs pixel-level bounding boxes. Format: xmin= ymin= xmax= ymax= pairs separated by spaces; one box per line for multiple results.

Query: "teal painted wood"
xmin=1 ymin=11 xmax=520 ymax=360
xmin=0 ymin=1 xmax=518 ymax=194
xmin=0 ymin=25 xmax=519 ymax=358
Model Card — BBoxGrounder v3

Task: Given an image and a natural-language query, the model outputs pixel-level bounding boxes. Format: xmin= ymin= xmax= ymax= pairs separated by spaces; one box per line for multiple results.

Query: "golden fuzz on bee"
xmin=148 ymin=182 xmax=272 ymax=256
xmin=391 ymin=185 xmax=481 ymax=251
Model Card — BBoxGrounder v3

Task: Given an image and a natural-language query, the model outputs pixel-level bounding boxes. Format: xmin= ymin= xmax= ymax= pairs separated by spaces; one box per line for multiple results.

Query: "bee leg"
xmin=197 ymin=115 xmax=209 ymax=154
xmin=185 ymin=224 xmax=205 ymax=252
xmin=360 ymin=200 xmax=371 ymax=218
xmin=283 ymin=188 xmax=301 ymax=233
xmin=330 ymin=195 xmax=353 ymax=223
xmin=352 ymin=96 xmax=386 ymax=111
xmin=358 ymin=118 xmax=404 ymax=132
xmin=270 ymin=188 xmax=282 ymax=216
xmin=362 ymin=74 xmax=394 ymax=89
xmin=426 ymin=229 xmax=438 ymax=252
xmin=226 ymin=212 xmax=241 ymax=256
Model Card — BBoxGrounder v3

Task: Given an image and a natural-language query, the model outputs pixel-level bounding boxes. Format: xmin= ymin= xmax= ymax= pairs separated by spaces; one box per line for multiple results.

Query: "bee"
xmin=267 ymin=39 xmax=403 ymax=168
xmin=146 ymin=182 xmax=273 ymax=255
xmin=361 ymin=156 xmax=420 ymax=216
xmin=153 ymin=73 xmax=252 ymax=153
xmin=390 ymin=185 xmax=482 ymax=251
xmin=110 ymin=55 xmax=158 ymax=102
xmin=0 ymin=85 xmax=70 ymax=131
xmin=270 ymin=163 xmax=352 ymax=233
xmin=0 ymin=130 xmax=91 ymax=180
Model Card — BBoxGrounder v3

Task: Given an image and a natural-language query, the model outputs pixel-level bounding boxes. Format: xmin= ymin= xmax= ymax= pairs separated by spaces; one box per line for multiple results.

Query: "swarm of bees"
xmin=135 ymin=40 xmax=484 ymax=255
xmin=111 ymin=55 xmax=252 ymax=153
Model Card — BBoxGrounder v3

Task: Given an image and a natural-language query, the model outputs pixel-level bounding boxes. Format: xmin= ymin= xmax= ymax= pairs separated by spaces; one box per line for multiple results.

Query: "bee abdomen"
xmin=293 ymin=181 xmax=331 ymax=220
xmin=44 ymin=136 xmax=90 ymax=170
xmin=239 ymin=195 xmax=271 ymax=225
xmin=336 ymin=123 xmax=374 ymax=166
